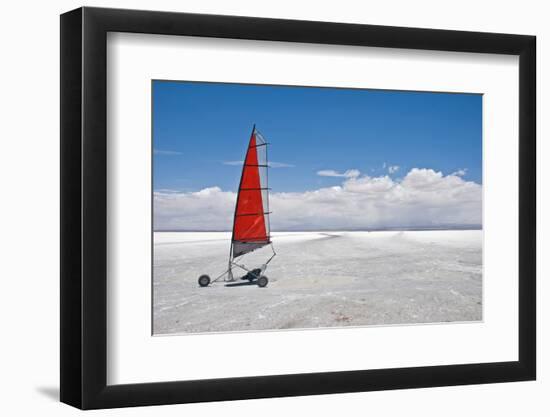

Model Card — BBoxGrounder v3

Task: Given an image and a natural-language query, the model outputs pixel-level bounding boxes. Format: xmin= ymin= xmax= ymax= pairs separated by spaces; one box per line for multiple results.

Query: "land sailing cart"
xmin=198 ymin=126 xmax=276 ymax=288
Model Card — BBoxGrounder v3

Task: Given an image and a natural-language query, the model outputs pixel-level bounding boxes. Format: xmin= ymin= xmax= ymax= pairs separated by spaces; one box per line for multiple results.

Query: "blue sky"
xmin=153 ymin=81 xmax=482 ymax=194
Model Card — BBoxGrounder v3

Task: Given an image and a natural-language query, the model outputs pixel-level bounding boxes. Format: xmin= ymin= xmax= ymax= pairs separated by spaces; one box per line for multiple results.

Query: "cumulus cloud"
xmin=388 ymin=165 xmax=400 ymax=174
xmin=154 ymin=187 xmax=236 ymax=231
xmin=317 ymin=169 xmax=361 ymax=178
xmin=451 ymin=168 xmax=467 ymax=177
xmin=154 ymin=168 xmax=482 ymax=231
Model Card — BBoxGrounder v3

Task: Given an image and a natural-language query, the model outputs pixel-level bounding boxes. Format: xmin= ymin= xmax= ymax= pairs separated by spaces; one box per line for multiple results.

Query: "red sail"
xmin=232 ymin=129 xmax=270 ymax=257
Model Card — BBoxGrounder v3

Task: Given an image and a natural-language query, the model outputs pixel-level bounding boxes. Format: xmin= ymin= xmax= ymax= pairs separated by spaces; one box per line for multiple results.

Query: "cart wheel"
xmin=257 ymin=276 xmax=268 ymax=288
xmin=198 ymin=274 xmax=211 ymax=287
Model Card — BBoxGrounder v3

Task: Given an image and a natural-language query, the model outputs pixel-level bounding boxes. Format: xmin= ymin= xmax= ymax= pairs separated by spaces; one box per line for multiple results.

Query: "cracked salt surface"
xmin=153 ymin=230 xmax=482 ymax=335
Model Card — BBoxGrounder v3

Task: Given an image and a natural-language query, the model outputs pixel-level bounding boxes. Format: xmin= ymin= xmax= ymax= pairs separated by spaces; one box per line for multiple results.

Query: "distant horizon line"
xmin=153 ymin=225 xmax=482 ymax=233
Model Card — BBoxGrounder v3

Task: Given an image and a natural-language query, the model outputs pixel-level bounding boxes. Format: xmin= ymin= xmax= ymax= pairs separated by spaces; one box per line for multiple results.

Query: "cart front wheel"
xmin=257 ymin=276 xmax=268 ymax=288
xmin=198 ymin=274 xmax=211 ymax=287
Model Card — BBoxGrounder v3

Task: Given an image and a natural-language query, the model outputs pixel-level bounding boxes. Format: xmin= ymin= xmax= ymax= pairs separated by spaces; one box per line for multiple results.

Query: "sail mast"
xmin=229 ymin=124 xmax=256 ymax=264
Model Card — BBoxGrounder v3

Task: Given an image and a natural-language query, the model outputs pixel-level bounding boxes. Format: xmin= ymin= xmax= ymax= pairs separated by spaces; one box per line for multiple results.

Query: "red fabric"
xmin=233 ymin=132 xmax=267 ymax=242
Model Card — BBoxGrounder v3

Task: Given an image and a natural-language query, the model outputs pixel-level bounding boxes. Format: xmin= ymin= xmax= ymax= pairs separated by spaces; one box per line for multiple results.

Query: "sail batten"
xmin=235 ymin=212 xmax=272 ymax=217
xmin=231 ymin=127 xmax=271 ymax=259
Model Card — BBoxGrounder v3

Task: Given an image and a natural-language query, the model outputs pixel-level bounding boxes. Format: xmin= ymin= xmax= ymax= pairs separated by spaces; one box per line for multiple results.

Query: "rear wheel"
xmin=198 ymin=274 xmax=211 ymax=287
xmin=257 ymin=276 xmax=268 ymax=288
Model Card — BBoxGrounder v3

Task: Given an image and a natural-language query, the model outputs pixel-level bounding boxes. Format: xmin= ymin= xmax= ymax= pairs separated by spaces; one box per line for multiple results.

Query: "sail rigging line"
xmin=255 ymin=127 xmax=272 ymax=247
xmin=264 ymin=128 xmax=272 ymax=242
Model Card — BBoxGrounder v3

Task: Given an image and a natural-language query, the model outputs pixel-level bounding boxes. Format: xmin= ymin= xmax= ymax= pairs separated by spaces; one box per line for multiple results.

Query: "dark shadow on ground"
xmin=225 ymin=281 xmax=257 ymax=287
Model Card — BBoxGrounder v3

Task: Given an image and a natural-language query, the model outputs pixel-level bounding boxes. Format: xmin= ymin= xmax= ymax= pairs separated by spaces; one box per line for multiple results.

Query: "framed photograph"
xmin=60 ymin=7 xmax=536 ymax=409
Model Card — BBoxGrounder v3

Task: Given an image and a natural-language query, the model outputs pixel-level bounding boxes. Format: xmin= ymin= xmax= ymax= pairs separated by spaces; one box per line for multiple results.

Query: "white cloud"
xmin=317 ymin=169 xmax=360 ymax=178
xmin=388 ymin=165 xmax=400 ymax=174
xmin=451 ymin=168 xmax=467 ymax=177
xmin=154 ymin=168 xmax=482 ymax=231
xmin=154 ymin=149 xmax=182 ymax=155
xmin=223 ymin=160 xmax=294 ymax=168
xmin=154 ymin=187 xmax=236 ymax=231
xmin=155 ymin=188 xmax=184 ymax=194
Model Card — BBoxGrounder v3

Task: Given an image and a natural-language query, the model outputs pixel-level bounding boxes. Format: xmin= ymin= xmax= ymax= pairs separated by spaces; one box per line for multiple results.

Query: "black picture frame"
xmin=60 ymin=6 xmax=536 ymax=410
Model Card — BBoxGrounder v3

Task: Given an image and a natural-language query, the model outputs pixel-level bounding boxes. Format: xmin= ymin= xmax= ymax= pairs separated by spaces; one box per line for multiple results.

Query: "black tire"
xmin=257 ymin=275 xmax=268 ymax=288
xmin=198 ymin=274 xmax=211 ymax=287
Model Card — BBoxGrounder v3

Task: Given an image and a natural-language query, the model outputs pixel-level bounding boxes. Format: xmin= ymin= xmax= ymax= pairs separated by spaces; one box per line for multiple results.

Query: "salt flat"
xmin=153 ymin=230 xmax=482 ymax=334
